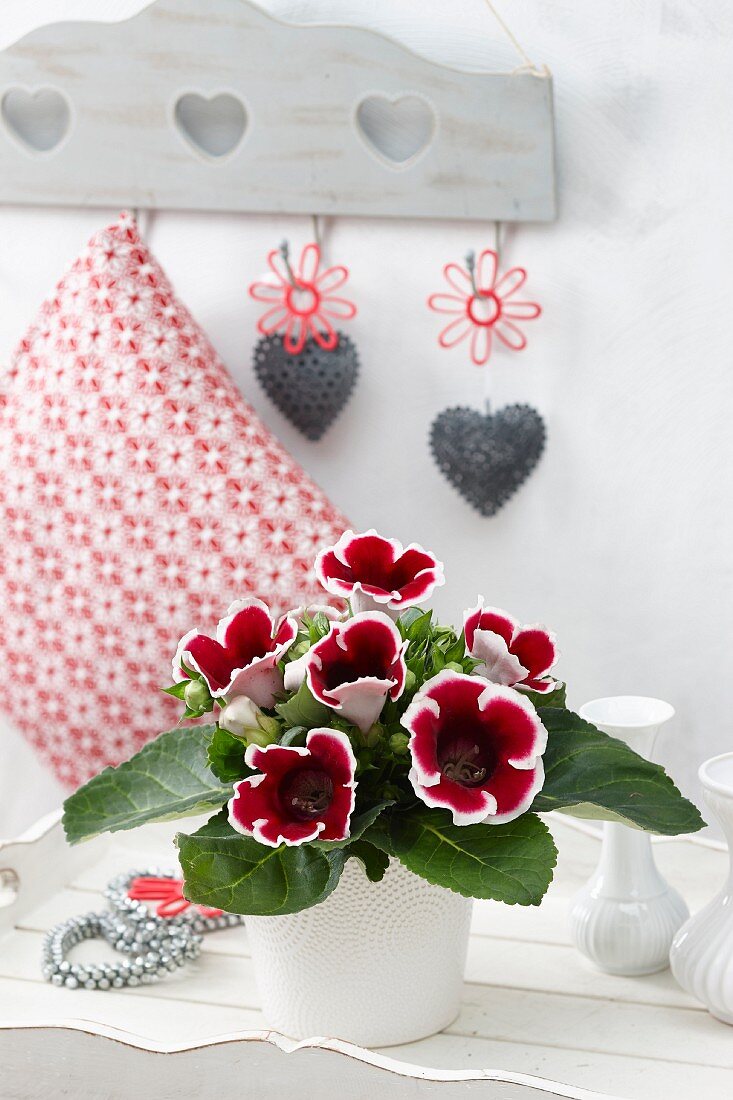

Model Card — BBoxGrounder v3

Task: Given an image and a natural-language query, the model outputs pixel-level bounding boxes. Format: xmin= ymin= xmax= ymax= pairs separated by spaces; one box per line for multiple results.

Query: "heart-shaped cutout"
xmin=430 ymin=404 xmax=546 ymax=517
xmin=355 ymin=94 xmax=435 ymax=166
xmin=173 ymin=92 xmax=247 ymax=158
xmin=254 ymin=333 xmax=359 ymax=441
xmin=1 ymin=87 xmax=70 ymax=153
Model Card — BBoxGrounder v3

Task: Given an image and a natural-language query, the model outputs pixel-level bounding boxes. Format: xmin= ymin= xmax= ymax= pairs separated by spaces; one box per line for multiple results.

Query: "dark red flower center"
xmin=437 ymin=730 xmax=496 ymax=788
xmin=280 ymin=767 xmax=335 ymax=821
xmin=321 ymin=649 xmax=393 ymax=690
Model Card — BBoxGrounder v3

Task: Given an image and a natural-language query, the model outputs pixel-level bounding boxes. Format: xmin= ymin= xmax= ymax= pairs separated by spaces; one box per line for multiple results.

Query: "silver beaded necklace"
xmin=41 ymin=868 xmax=244 ymax=991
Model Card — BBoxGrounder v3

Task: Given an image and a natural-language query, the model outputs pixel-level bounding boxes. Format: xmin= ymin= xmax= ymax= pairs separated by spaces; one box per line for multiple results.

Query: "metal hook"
xmin=279 ymin=239 xmax=299 ymax=287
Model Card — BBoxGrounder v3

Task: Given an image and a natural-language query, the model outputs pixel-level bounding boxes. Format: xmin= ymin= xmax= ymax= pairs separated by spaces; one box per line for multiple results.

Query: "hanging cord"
xmin=311 ymin=213 xmax=323 ymax=251
xmin=466 ymin=222 xmax=502 ymax=415
xmin=481 ymin=0 xmax=543 ymax=75
xmin=131 ymin=206 xmax=154 ymax=241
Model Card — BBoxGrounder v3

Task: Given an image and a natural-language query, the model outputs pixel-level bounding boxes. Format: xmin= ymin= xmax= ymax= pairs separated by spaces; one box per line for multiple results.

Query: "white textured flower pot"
xmin=569 ymin=697 xmax=688 ymax=976
xmin=670 ymin=752 xmax=733 ymax=1024
xmin=245 ymin=857 xmax=472 ymax=1047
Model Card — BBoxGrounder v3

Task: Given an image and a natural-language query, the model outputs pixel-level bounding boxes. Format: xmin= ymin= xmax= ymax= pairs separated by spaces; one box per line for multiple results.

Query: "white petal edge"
xmin=483 ymin=758 xmax=546 ymax=825
xmin=408 ymin=769 xmax=498 ymax=825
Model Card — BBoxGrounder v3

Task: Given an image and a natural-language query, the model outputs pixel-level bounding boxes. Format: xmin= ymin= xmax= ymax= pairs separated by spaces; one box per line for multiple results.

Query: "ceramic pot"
xmin=245 ymin=856 xmax=472 ymax=1047
xmin=670 ymin=752 xmax=733 ymax=1023
xmin=569 ymin=696 xmax=688 ymax=975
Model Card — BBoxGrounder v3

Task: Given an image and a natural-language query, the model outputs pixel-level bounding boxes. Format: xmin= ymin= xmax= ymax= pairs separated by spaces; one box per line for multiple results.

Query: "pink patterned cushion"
xmin=0 ymin=213 xmax=348 ymax=787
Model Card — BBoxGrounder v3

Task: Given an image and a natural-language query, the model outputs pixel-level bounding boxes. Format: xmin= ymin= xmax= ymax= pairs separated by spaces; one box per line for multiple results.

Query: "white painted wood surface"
xmin=0 ymin=0 xmax=556 ymax=220
xmin=0 ymin=814 xmax=730 ymax=1099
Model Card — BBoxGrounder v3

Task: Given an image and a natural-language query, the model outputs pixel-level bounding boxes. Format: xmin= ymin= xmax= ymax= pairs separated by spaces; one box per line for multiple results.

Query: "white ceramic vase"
xmin=670 ymin=752 xmax=733 ymax=1023
xmin=245 ymin=856 xmax=472 ymax=1047
xmin=569 ymin=696 xmax=688 ymax=976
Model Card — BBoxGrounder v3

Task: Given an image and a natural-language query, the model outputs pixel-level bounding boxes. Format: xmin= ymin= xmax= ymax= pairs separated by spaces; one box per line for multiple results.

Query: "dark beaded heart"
xmin=430 ymin=404 xmax=546 ymax=517
xmin=253 ymin=333 xmax=359 ymax=441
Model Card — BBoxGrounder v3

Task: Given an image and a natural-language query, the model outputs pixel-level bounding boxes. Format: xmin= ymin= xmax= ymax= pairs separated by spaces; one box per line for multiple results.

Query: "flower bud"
xmin=403 ymin=669 xmax=417 ymax=693
xmin=445 ymin=661 xmax=464 ymax=673
xmin=257 ymin=713 xmax=282 ymax=738
xmin=219 ymin=695 xmax=277 ymax=745
xmin=389 ymin=732 xmax=410 ymax=755
xmin=364 ymin=723 xmax=382 ymax=748
xmin=242 ymin=727 xmax=278 ymax=748
xmin=184 ymin=679 xmax=209 ymax=712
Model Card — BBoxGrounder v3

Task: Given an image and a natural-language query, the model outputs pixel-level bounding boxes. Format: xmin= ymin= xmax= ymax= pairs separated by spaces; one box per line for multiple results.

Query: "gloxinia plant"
xmin=63 ymin=529 xmax=704 ymax=915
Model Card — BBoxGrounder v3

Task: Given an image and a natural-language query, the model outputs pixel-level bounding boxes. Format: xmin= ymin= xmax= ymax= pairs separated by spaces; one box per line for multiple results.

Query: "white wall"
xmin=1 ymin=0 xmax=732 ymax=836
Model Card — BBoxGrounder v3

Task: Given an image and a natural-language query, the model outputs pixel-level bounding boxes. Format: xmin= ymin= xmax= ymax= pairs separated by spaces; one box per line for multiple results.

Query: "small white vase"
xmin=670 ymin=752 xmax=733 ymax=1024
xmin=569 ymin=696 xmax=688 ymax=976
xmin=245 ymin=856 xmax=472 ymax=1047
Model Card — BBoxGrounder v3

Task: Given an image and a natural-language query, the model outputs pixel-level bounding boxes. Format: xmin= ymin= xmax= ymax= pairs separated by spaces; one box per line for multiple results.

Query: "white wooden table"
xmin=0 ymin=812 xmax=730 ymax=1099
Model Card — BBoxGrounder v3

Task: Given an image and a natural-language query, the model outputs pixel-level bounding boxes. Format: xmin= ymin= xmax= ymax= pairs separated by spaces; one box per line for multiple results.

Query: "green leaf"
xmin=400 ymin=609 xmax=432 ymax=645
xmin=444 ymin=631 xmax=467 ymax=664
xmin=275 ymin=680 xmax=330 ymax=728
xmin=397 ymin=607 xmax=423 ymax=635
xmin=311 ymin=611 xmax=332 ymax=639
xmin=63 ymin=725 xmax=230 ymax=844
xmin=411 ymin=613 xmax=434 ymax=643
xmin=346 ymin=840 xmax=390 ymax=882
xmin=163 ymin=681 xmax=189 ymax=700
xmin=176 ymin=817 xmax=346 ymax=915
xmin=207 ymin=726 xmax=251 ymax=784
xmin=362 ymin=823 xmax=393 ymax=855
xmin=315 ymin=800 xmax=394 ymax=850
xmin=431 ymin=650 xmax=446 ymax=673
xmin=388 ymin=808 xmax=557 ymax=905
xmin=534 ymin=708 xmax=705 ymax=835
xmin=522 ymin=682 xmax=567 ymax=710
xmin=279 ymin=725 xmax=308 ymax=747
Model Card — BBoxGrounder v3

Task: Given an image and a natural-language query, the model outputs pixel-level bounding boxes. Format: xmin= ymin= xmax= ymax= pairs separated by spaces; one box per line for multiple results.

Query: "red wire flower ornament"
xmin=249 ymin=241 xmax=357 ymax=356
xmin=128 ymin=876 xmax=224 ymax=919
xmin=428 ymin=249 xmax=541 ymax=367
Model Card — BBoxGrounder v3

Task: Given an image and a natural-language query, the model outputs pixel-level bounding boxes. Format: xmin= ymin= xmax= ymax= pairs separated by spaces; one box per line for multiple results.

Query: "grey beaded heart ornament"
xmin=253 ymin=332 xmax=359 ymax=441
xmin=430 ymin=404 xmax=546 ymax=517
xmin=41 ymin=868 xmax=243 ymax=991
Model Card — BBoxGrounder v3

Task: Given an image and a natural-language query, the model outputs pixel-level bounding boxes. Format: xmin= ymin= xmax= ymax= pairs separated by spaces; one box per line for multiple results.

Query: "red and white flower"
xmin=228 ymin=728 xmax=357 ymax=846
xmin=286 ymin=612 xmax=407 ymax=732
xmin=464 ymin=599 xmax=559 ymax=695
xmin=282 ymin=603 xmax=345 ymax=629
xmin=401 ymin=669 xmax=547 ymax=825
xmin=315 ymin=529 xmax=445 ymax=614
xmin=428 ymin=249 xmax=541 ymax=366
xmin=173 ymin=598 xmax=297 ymax=708
xmin=248 ymin=242 xmax=356 ymax=355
